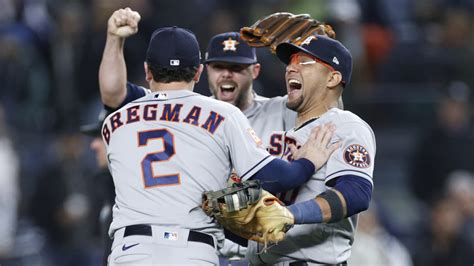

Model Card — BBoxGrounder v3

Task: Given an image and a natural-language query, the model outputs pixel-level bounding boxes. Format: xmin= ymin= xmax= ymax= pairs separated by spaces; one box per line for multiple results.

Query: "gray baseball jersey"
xmin=243 ymin=93 xmax=297 ymax=154
xmin=101 ymin=90 xmax=275 ymax=245
xmin=247 ymin=107 xmax=376 ymax=265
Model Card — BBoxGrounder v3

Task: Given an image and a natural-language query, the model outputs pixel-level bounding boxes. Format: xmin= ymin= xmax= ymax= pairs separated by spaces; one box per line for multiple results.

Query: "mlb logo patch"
xmin=155 ymin=93 xmax=168 ymax=100
xmin=170 ymin=59 xmax=180 ymax=66
xmin=164 ymin=231 xmax=179 ymax=241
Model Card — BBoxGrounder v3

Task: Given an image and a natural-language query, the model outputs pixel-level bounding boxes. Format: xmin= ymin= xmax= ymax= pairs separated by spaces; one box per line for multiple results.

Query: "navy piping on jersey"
xmin=326 ymin=169 xmax=372 ymax=180
xmin=294 ymin=117 xmax=319 ymax=131
xmin=132 ymin=94 xmax=198 ymax=103
xmin=280 ymin=131 xmax=288 ymax=159
xmin=105 ymin=94 xmax=200 ymax=112
xmin=240 ymin=155 xmax=272 ymax=180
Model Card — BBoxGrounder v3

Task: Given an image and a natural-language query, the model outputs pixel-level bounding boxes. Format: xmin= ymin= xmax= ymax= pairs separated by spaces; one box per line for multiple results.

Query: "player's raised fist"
xmin=108 ymin=7 xmax=141 ymax=38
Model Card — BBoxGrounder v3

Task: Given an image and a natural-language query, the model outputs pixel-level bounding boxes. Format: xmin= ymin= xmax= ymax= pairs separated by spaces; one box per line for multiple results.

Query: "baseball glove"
xmin=240 ymin=12 xmax=336 ymax=53
xmin=202 ymin=180 xmax=294 ymax=247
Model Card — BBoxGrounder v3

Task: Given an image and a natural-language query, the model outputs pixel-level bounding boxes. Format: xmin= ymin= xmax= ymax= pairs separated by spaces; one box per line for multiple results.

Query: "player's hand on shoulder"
xmin=108 ymin=7 xmax=141 ymax=38
xmin=290 ymin=123 xmax=341 ymax=170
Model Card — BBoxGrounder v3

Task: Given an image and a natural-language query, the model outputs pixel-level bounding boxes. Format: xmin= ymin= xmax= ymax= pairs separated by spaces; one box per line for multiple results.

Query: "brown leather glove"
xmin=202 ymin=180 xmax=294 ymax=246
xmin=240 ymin=12 xmax=336 ymax=53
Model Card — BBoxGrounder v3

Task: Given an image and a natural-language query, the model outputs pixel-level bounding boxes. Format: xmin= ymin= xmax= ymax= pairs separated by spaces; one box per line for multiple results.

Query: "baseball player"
xmin=102 ymin=34 xmax=297 ymax=156
xmin=204 ymin=31 xmax=297 ymax=154
xmin=203 ymin=31 xmax=297 ymax=263
xmin=245 ymin=35 xmax=376 ymax=265
xmin=101 ymin=9 xmax=340 ymax=265
xmin=99 ymin=10 xmax=296 ymax=263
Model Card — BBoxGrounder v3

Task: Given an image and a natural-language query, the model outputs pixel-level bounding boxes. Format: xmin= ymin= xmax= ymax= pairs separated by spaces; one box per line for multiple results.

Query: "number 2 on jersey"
xmin=138 ymin=129 xmax=180 ymax=188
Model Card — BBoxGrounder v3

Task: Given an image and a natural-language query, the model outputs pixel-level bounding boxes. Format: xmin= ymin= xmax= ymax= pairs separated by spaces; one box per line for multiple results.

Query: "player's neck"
xmin=238 ymin=89 xmax=255 ymax=112
xmin=150 ymin=81 xmax=195 ymax=92
xmin=296 ymin=100 xmax=338 ymax=128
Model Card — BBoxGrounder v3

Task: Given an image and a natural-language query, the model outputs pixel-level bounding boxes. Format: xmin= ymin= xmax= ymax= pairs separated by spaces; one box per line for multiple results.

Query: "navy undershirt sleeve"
xmin=250 ymin=158 xmax=315 ymax=194
xmin=104 ymin=82 xmax=147 ymax=111
xmin=288 ymin=174 xmax=372 ymax=224
xmin=333 ymin=175 xmax=372 ymax=216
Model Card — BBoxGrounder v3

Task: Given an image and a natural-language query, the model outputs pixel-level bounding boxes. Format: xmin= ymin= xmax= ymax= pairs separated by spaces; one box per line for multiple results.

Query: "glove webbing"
xmin=261 ymin=14 xmax=312 ymax=45
xmin=205 ymin=180 xmax=262 ymax=216
xmin=243 ymin=12 xmax=294 ymax=40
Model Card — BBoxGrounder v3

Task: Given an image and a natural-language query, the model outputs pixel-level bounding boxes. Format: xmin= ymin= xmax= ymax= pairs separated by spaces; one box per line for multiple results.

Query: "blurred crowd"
xmin=0 ymin=0 xmax=473 ymax=265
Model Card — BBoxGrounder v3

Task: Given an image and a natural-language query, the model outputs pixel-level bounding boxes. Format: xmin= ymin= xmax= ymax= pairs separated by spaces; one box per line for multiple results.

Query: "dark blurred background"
xmin=0 ymin=0 xmax=473 ymax=265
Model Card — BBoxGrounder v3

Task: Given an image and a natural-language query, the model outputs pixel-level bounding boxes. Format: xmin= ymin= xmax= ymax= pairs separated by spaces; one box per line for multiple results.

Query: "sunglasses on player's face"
xmin=289 ymin=53 xmax=335 ymax=72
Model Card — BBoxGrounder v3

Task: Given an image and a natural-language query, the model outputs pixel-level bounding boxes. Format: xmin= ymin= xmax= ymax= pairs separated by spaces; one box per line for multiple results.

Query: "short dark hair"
xmin=147 ymin=63 xmax=198 ymax=83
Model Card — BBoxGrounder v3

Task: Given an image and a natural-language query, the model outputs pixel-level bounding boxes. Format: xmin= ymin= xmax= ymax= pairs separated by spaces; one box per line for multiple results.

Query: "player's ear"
xmin=144 ymin=62 xmax=153 ymax=82
xmin=251 ymin=63 xmax=261 ymax=80
xmin=327 ymin=71 xmax=342 ymax=89
xmin=193 ymin=64 xmax=204 ymax=83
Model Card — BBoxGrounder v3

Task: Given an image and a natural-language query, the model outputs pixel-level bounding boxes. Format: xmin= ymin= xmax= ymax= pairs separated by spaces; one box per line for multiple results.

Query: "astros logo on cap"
xmin=301 ymin=35 xmax=317 ymax=46
xmin=222 ymin=38 xmax=239 ymax=51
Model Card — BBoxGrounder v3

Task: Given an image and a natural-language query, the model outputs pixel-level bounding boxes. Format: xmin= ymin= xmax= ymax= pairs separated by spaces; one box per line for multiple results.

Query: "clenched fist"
xmin=108 ymin=7 xmax=141 ymax=38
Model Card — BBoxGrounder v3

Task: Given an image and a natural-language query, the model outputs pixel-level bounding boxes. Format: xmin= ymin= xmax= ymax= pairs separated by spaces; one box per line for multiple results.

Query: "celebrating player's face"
xmin=285 ymin=52 xmax=334 ymax=112
xmin=207 ymin=62 xmax=260 ymax=110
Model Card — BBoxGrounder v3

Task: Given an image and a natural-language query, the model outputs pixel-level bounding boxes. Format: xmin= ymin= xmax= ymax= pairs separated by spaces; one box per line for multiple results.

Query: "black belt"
xmin=289 ymin=262 xmax=308 ymax=266
xmin=289 ymin=261 xmax=347 ymax=266
xmin=124 ymin=224 xmax=214 ymax=248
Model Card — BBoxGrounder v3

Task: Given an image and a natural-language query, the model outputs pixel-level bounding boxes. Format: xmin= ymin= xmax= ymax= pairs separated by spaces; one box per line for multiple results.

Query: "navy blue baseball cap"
xmin=276 ymin=35 xmax=353 ymax=86
xmin=146 ymin=26 xmax=201 ymax=67
xmin=204 ymin=32 xmax=257 ymax=64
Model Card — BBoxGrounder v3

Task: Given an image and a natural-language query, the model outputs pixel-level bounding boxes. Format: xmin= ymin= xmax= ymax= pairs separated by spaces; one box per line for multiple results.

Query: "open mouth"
xmin=218 ymin=83 xmax=237 ymax=100
xmin=220 ymin=84 xmax=236 ymax=92
xmin=288 ymin=79 xmax=302 ymax=94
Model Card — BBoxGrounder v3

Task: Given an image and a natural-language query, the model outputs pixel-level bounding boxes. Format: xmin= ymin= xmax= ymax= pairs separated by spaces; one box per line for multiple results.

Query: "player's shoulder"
xmin=127 ymin=81 xmax=151 ymax=94
xmin=255 ymin=94 xmax=290 ymax=110
xmin=197 ymin=94 xmax=243 ymax=115
xmin=254 ymin=93 xmax=270 ymax=103
xmin=265 ymin=94 xmax=289 ymax=105
xmin=325 ymin=108 xmax=373 ymax=131
xmin=326 ymin=108 xmax=365 ymax=122
xmin=111 ymin=90 xmax=243 ymax=121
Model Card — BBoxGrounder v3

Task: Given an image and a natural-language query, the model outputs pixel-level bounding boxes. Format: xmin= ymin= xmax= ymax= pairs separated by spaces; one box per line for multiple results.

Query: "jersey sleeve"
xmin=104 ymin=82 xmax=150 ymax=111
xmin=223 ymin=110 xmax=274 ymax=180
xmin=325 ymin=121 xmax=376 ymax=185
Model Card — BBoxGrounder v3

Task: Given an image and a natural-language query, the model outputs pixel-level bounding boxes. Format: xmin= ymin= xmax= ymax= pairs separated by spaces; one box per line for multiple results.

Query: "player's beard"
xmin=286 ymin=94 xmax=304 ymax=111
xmin=214 ymin=80 xmax=253 ymax=111
xmin=233 ymin=87 xmax=252 ymax=110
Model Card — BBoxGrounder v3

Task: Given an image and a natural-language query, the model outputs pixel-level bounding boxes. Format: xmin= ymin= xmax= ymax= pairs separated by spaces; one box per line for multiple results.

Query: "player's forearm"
xmin=288 ymin=175 xmax=372 ymax=224
xmin=287 ymin=190 xmax=345 ymax=224
xmin=251 ymin=158 xmax=315 ymax=194
xmin=99 ymin=34 xmax=127 ymax=108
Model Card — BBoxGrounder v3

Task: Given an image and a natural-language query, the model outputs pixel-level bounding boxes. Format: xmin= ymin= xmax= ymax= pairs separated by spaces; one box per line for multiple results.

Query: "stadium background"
xmin=0 ymin=0 xmax=473 ymax=265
